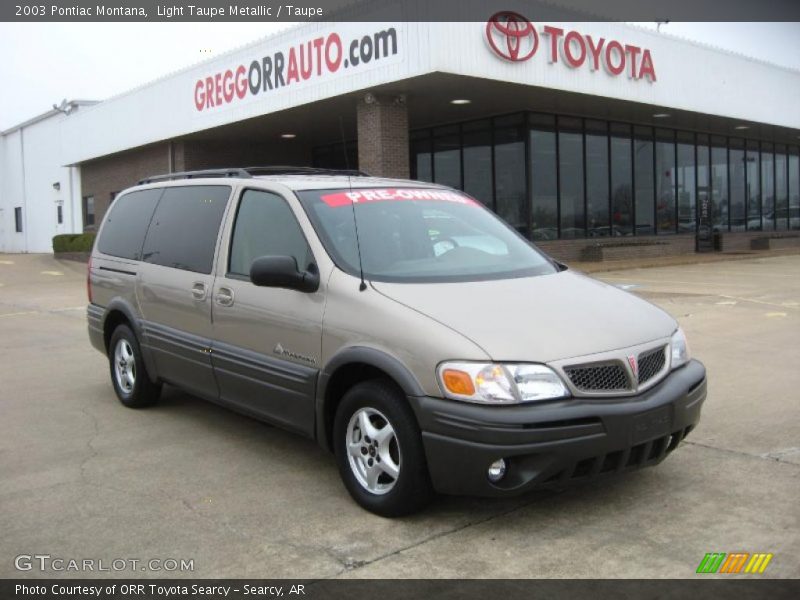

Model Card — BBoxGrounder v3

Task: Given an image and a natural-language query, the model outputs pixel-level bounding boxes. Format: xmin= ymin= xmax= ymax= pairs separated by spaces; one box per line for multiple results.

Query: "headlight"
xmin=670 ymin=327 xmax=691 ymax=369
xmin=437 ymin=362 xmax=570 ymax=404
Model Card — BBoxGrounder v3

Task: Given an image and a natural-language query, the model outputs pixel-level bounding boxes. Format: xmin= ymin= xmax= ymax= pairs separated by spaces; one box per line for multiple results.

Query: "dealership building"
xmin=2 ymin=14 xmax=800 ymax=260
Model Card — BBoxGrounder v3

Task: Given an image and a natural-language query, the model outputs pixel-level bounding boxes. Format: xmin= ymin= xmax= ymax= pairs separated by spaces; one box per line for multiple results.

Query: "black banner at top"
xmin=3 ymin=0 xmax=800 ymax=22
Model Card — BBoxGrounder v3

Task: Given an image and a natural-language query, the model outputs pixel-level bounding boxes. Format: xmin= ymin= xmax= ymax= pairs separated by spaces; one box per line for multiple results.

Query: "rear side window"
xmin=141 ymin=186 xmax=231 ymax=274
xmin=229 ymin=189 xmax=312 ymax=276
xmin=97 ymin=188 xmax=163 ymax=260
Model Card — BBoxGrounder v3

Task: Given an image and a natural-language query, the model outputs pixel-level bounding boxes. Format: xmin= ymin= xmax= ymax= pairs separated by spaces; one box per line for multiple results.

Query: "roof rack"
xmin=137 ymin=168 xmax=251 ymax=185
xmin=244 ymin=166 xmax=370 ymax=177
xmin=137 ymin=166 xmax=369 ymax=185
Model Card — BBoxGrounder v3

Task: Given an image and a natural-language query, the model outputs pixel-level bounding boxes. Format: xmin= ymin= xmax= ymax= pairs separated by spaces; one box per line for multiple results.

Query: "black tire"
xmin=333 ymin=379 xmax=434 ymax=517
xmin=108 ymin=324 xmax=161 ymax=408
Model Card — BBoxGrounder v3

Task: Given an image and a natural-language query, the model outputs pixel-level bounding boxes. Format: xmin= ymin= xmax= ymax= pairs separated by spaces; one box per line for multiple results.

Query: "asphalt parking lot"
xmin=0 ymin=252 xmax=798 ymax=579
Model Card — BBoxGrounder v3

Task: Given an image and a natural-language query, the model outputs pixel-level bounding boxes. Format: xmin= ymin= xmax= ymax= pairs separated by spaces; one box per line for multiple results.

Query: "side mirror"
xmin=249 ymin=256 xmax=320 ymax=293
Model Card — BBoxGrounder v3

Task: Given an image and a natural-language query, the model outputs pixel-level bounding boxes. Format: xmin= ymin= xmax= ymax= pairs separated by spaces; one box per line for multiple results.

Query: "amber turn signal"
xmin=441 ymin=369 xmax=475 ymax=396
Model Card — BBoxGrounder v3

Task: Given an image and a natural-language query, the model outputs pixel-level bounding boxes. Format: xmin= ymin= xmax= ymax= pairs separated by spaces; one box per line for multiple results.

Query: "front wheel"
xmin=333 ymin=379 xmax=433 ymax=517
xmin=108 ymin=324 xmax=161 ymax=408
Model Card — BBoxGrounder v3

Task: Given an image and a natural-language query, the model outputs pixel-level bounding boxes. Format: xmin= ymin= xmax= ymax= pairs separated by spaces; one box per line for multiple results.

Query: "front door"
xmin=211 ymin=188 xmax=323 ymax=437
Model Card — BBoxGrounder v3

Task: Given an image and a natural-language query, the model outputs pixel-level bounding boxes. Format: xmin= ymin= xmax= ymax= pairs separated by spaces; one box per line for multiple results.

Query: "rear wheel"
xmin=334 ymin=379 xmax=433 ymax=516
xmin=108 ymin=324 xmax=161 ymax=408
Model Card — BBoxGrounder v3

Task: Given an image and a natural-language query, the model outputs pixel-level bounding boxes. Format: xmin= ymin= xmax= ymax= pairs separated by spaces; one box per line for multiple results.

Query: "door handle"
xmin=215 ymin=287 xmax=235 ymax=307
xmin=191 ymin=282 xmax=207 ymax=301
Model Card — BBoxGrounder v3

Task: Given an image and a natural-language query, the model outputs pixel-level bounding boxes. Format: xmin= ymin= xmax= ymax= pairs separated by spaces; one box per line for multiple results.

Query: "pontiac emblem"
xmin=627 ymin=355 xmax=638 ymax=378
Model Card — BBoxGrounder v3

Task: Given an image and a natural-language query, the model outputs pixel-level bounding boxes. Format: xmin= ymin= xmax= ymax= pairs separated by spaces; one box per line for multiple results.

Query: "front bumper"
xmin=409 ymin=359 xmax=706 ymax=497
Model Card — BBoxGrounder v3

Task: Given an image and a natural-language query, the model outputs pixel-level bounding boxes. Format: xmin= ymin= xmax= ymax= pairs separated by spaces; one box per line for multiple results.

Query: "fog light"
xmin=487 ymin=458 xmax=507 ymax=483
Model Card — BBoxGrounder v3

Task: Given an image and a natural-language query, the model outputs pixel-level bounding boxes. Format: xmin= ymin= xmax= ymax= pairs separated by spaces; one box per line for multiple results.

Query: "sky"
xmin=0 ymin=21 xmax=798 ymax=131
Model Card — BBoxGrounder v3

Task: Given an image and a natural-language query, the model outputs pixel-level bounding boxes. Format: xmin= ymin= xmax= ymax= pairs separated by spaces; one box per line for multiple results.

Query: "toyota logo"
xmin=486 ymin=11 xmax=538 ymax=62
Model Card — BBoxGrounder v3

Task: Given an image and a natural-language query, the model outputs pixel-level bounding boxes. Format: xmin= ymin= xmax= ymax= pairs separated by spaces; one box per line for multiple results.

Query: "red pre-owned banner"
xmin=320 ymin=188 xmax=479 ymax=207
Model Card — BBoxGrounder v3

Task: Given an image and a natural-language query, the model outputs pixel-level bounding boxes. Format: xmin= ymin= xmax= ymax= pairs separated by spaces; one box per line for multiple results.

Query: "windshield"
xmin=296 ymin=187 xmax=557 ymax=283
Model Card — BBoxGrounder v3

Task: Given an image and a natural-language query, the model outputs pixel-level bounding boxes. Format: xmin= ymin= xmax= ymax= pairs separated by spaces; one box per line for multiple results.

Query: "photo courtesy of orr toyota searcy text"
xmin=194 ymin=23 xmax=400 ymax=112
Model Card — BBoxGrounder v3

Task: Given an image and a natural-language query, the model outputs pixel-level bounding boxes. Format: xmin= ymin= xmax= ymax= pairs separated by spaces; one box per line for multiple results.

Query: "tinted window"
xmin=433 ymin=129 xmax=461 ymax=189
xmin=97 ymin=188 xmax=163 ymax=260
xmin=411 ymin=132 xmax=432 ymax=182
xmin=229 ymin=190 xmax=312 ymax=276
xmin=141 ymin=186 xmax=230 ymax=274
xmin=15 ymin=207 xmax=22 ymax=232
xmin=677 ymin=141 xmax=696 ymax=233
xmin=775 ymin=151 xmax=788 ymax=230
xmin=789 ymin=151 xmax=799 ymax=231
xmin=586 ymin=121 xmax=610 ymax=237
xmin=711 ymin=146 xmax=732 ymax=231
xmin=463 ymin=126 xmax=492 ymax=206
xmin=494 ymin=117 xmax=526 ymax=235
xmin=530 ymin=126 xmax=558 ymax=241
xmin=558 ymin=118 xmax=584 ymax=238
xmin=729 ymin=145 xmax=746 ymax=231
xmin=761 ymin=145 xmax=775 ymax=231
xmin=634 ymin=128 xmax=655 ymax=235
xmin=610 ymin=125 xmax=633 ymax=236
xmin=655 ymin=130 xmax=676 ymax=234
xmin=83 ymin=196 xmax=95 ymax=227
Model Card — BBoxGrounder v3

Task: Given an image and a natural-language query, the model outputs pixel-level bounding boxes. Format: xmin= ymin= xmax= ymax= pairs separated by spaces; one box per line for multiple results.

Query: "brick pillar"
xmin=356 ymin=93 xmax=409 ymax=178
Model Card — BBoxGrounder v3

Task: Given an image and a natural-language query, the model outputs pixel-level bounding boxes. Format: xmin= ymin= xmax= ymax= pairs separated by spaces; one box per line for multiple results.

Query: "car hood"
xmin=371 ymin=270 xmax=676 ymax=363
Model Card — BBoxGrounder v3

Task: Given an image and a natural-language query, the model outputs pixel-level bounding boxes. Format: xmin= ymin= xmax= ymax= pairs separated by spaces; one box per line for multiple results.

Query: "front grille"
xmin=638 ymin=346 xmax=667 ymax=385
xmin=564 ymin=363 xmax=630 ymax=392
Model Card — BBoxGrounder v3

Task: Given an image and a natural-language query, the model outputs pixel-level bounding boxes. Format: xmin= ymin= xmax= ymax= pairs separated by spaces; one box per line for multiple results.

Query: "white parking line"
xmin=719 ymin=295 xmax=800 ymax=310
xmin=0 ymin=307 xmax=84 ymax=318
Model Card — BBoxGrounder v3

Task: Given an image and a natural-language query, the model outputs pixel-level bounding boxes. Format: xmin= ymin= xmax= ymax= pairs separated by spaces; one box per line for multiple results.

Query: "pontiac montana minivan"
xmin=87 ymin=167 xmax=706 ymax=516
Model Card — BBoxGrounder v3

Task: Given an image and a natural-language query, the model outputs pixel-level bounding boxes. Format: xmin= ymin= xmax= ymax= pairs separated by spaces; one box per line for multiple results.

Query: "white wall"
xmin=0 ymin=113 xmax=83 ymax=254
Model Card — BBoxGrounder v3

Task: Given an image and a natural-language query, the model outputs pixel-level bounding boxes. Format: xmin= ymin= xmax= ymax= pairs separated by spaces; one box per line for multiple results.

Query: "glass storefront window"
xmin=696 ymin=137 xmax=714 ymax=231
xmin=775 ymin=147 xmax=788 ymax=230
xmin=411 ymin=113 xmax=799 ymax=242
xmin=610 ymin=123 xmax=633 ymax=236
xmin=558 ymin=117 xmax=585 ymax=238
xmin=313 ymin=141 xmax=357 ymax=171
xmin=462 ymin=124 xmax=492 ymax=207
xmin=433 ymin=127 xmax=461 ymax=190
xmin=411 ymin=131 xmax=433 ymax=182
xmin=655 ymin=129 xmax=676 ymax=234
xmin=676 ymin=134 xmax=696 ymax=234
xmin=493 ymin=115 xmax=527 ymax=235
xmin=530 ymin=114 xmax=558 ymax=241
xmin=761 ymin=143 xmax=775 ymax=231
xmin=712 ymin=146 xmax=732 ymax=231
xmin=746 ymin=140 xmax=761 ymax=231
xmin=728 ymin=140 xmax=746 ymax=232
xmin=585 ymin=120 xmax=610 ymax=237
xmin=634 ymin=126 xmax=655 ymax=236
xmin=789 ymin=149 xmax=800 ymax=231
